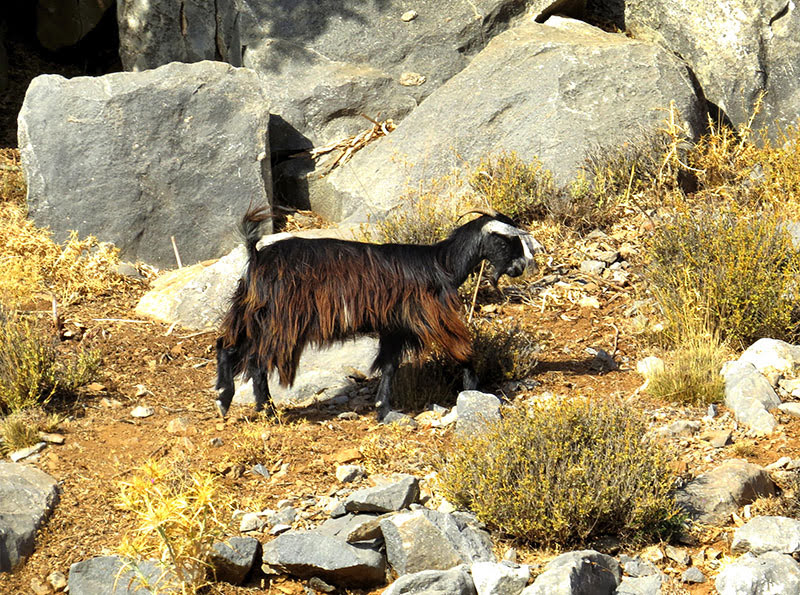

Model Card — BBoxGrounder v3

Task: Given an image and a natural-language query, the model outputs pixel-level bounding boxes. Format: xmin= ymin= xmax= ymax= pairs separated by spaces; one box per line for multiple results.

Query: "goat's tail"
xmin=240 ymin=205 xmax=272 ymax=262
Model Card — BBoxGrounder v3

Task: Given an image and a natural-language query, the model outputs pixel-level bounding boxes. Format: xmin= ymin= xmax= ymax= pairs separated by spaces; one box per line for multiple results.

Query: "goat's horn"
xmin=457 ymin=207 xmax=500 ymax=222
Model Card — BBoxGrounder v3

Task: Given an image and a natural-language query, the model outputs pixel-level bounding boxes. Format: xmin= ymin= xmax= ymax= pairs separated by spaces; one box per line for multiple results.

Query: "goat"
xmin=214 ymin=206 xmax=543 ymax=420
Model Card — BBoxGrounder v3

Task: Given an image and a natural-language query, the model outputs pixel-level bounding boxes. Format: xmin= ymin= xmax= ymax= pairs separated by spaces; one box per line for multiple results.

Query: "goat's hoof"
xmin=214 ymin=399 xmax=229 ymax=419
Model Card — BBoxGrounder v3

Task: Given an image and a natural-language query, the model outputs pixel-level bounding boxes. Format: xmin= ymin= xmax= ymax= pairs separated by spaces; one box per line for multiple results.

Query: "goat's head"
xmin=463 ymin=208 xmax=544 ymax=285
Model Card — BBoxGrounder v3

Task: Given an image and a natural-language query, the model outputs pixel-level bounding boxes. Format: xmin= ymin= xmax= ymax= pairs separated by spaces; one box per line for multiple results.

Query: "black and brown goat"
xmin=215 ymin=206 xmax=542 ymax=420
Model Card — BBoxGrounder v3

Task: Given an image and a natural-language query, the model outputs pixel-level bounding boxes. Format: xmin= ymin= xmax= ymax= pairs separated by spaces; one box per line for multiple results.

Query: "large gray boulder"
xmin=37 ymin=0 xmax=115 ymax=51
xmin=305 ymin=16 xmax=705 ymax=222
xmin=344 ymin=475 xmax=420 ymax=513
xmin=0 ymin=462 xmax=60 ymax=572
xmin=18 ymin=61 xmax=271 ymax=268
xmin=118 ymin=0 xmax=242 ymax=71
xmin=624 ymin=0 xmax=800 ymax=136
xmin=261 ymin=531 xmax=386 ymax=587
xmin=674 ymin=459 xmax=775 ymax=525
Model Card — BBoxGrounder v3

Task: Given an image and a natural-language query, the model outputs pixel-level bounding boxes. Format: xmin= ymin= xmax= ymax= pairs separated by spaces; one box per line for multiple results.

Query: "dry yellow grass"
xmin=0 ymin=149 xmax=125 ymax=308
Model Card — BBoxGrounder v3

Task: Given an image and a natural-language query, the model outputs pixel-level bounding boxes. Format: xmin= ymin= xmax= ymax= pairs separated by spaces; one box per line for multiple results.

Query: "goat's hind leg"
xmin=215 ymin=338 xmax=237 ymax=418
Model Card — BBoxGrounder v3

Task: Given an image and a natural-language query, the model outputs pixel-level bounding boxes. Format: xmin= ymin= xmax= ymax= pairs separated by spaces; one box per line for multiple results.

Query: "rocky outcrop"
xmin=624 ymin=0 xmax=800 ymax=137
xmin=117 ymin=0 xmax=242 ymax=71
xmin=303 ymin=17 xmax=705 ymax=222
xmin=18 ymin=61 xmax=271 ymax=268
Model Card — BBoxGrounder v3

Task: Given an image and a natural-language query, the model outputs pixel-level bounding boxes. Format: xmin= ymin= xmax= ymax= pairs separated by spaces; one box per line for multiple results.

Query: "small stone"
xmin=665 ymin=545 xmax=690 ymax=566
xmin=250 ymin=464 xmax=270 ymax=478
xmin=640 ymin=545 xmax=664 ymax=564
xmin=30 ymin=577 xmax=53 ymax=595
xmin=166 ymin=417 xmax=191 ymax=434
xmin=332 ymin=448 xmax=363 ymax=464
xmin=10 ymin=442 xmax=47 ymax=462
xmin=39 ymin=433 xmax=65 ymax=445
xmin=270 ymin=523 xmax=292 ymax=535
xmin=134 ymin=384 xmax=151 ymax=397
xmin=337 ymin=411 xmax=358 ymax=420
xmin=681 ymin=566 xmax=706 ymax=584
xmin=131 ymin=405 xmax=155 ymax=418
xmin=399 ymin=72 xmax=426 ymax=86
xmin=381 ymin=410 xmax=418 ymax=427
xmin=99 ymin=397 xmax=122 ymax=407
xmin=701 ymin=430 xmax=732 ymax=448
xmin=637 ymin=356 xmax=665 ymax=378
xmin=578 ymin=295 xmax=601 ymax=309
xmin=308 ymin=576 xmax=337 ymax=592
xmin=47 ymin=571 xmax=67 ymax=591
xmin=437 ymin=499 xmax=456 ymax=514
xmin=239 ymin=512 xmax=264 ymax=533
xmin=766 ymin=456 xmax=793 ymax=470
xmin=336 ymin=464 xmax=365 ymax=483
xmin=209 ymin=437 xmax=223 ymax=447
xmin=401 ymin=10 xmax=418 ymax=21
xmin=580 ymin=259 xmax=606 ymax=275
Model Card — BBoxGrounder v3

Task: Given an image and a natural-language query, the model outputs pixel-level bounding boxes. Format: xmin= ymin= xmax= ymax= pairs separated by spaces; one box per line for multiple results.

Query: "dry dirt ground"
xmin=2 ymin=268 xmax=799 ymax=595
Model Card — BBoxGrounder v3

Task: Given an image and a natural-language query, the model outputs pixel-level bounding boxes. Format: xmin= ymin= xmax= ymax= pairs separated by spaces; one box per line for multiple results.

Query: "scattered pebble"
xmin=131 ymin=405 xmax=155 ymax=418
xmin=10 ymin=442 xmax=47 ymax=462
xmin=401 ymin=10 xmax=418 ymax=21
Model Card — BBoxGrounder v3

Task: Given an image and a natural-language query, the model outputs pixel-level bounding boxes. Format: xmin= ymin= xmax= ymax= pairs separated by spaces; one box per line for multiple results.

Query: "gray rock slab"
xmin=618 ymin=555 xmax=659 ymax=578
xmin=261 ymin=531 xmax=385 ymax=587
xmin=309 ymin=16 xmax=704 ymax=222
xmin=315 ymin=512 xmax=386 ymax=546
xmin=118 ymin=0 xmax=242 ymax=71
xmin=19 ymin=60 xmax=271 ymax=268
xmin=383 ymin=565 xmax=477 ymax=595
xmin=380 ymin=509 xmax=495 ymax=576
xmin=0 ymin=462 xmax=60 ymax=572
xmin=68 ymin=556 xmax=163 ymax=594
xmin=522 ymin=550 xmax=621 ymax=595
xmin=674 ymin=459 xmax=775 ymax=525
xmin=209 ymin=536 xmax=261 ymax=585
xmin=455 ymin=391 xmax=502 ymax=435
xmin=471 ymin=560 xmax=530 ymax=595
xmin=715 ymin=551 xmax=800 ymax=595
xmin=731 ymin=515 xmax=800 ymax=555
xmin=344 ymin=474 xmax=420 ymax=513
xmin=614 ymin=574 xmax=664 ymax=595
xmin=624 ymin=0 xmax=800 ymax=137
xmin=722 ymin=361 xmax=781 ymax=435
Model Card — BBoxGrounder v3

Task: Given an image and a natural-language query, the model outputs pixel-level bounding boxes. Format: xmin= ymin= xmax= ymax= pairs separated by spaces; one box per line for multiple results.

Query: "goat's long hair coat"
xmin=218 ymin=208 xmax=473 ymax=386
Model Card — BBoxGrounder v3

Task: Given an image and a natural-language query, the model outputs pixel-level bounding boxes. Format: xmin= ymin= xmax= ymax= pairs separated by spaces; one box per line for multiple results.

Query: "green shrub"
xmin=645 ymin=204 xmax=800 ymax=346
xmin=646 ymin=335 xmax=727 ymax=405
xmin=0 ymin=309 xmax=101 ymax=413
xmin=438 ymin=398 xmax=681 ymax=547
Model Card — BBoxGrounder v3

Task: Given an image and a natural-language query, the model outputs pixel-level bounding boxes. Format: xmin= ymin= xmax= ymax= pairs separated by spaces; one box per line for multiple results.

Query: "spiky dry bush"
xmin=0 ymin=149 xmax=124 ymax=307
xmin=438 ymin=398 xmax=682 ymax=547
xmin=470 ymin=318 xmax=541 ymax=385
xmin=646 ymin=333 xmax=728 ymax=405
xmin=0 ymin=408 xmax=64 ymax=455
xmin=0 ymin=309 xmax=100 ymax=413
xmin=117 ymin=459 xmax=231 ymax=594
xmin=645 ymin=203 xmax=800 ymax=347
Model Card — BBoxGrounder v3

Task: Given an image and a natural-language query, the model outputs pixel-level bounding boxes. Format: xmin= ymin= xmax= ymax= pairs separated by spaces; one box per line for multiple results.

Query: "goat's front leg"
xmin=215 ymin=338 xmax=237 ymax=418
xmin=248 ymin=358 xmax=274 ymax=417
xmin=374 ymin=334 xmax=404 ymax=422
